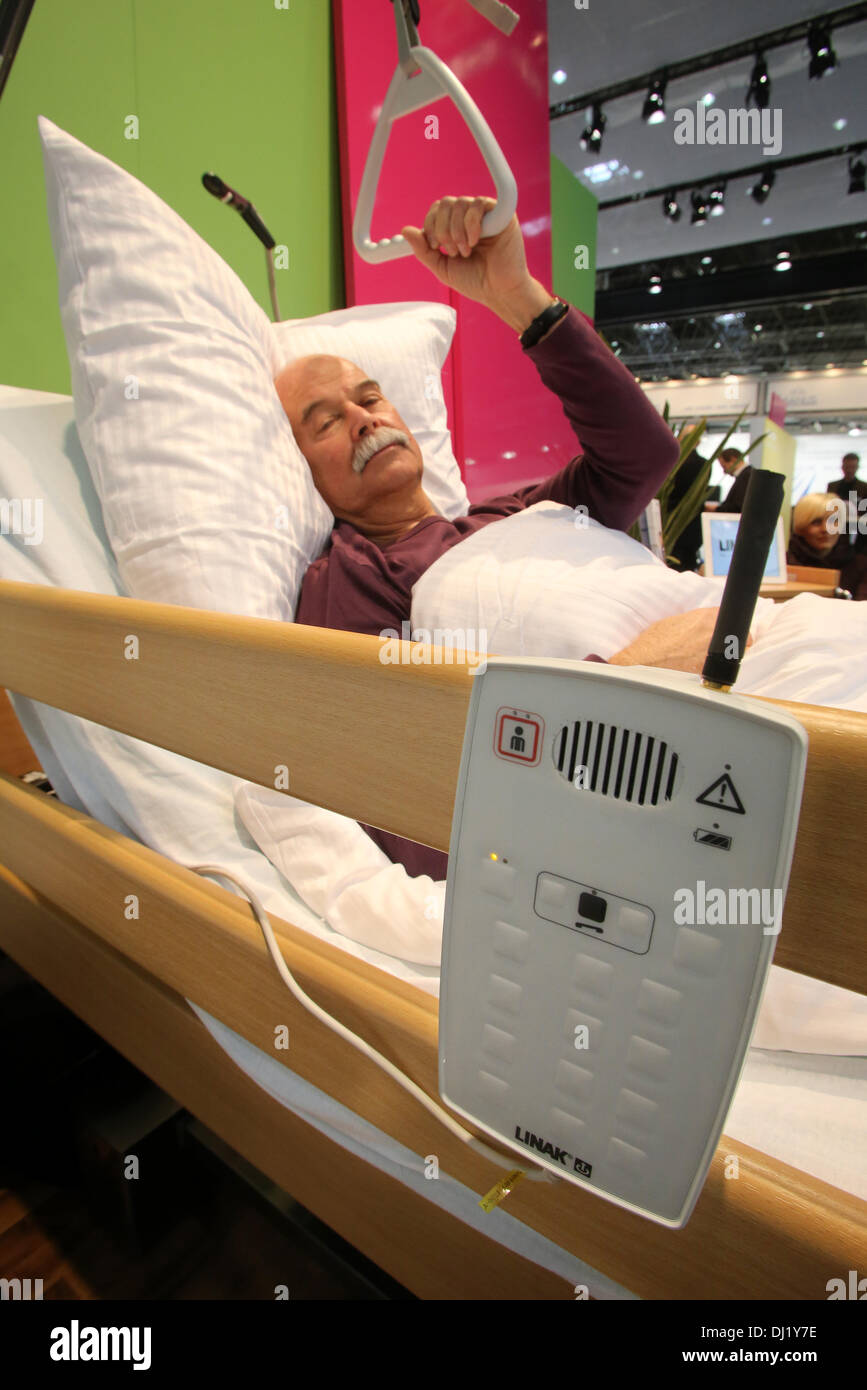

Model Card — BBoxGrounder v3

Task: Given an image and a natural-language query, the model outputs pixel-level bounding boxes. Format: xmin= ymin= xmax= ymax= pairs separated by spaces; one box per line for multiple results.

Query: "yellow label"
xmin=479 ymin=1168 xmax=526 ymax=1212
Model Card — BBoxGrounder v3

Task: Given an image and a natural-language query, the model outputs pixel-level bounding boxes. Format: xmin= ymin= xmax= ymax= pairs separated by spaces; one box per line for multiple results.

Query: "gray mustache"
xmin=352 ymin=427 xmax=409 ymax=475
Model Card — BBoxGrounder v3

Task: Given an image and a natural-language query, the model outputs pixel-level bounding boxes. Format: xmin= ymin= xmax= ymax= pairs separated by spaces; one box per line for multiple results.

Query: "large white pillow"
xmin=39 ymin=115 xmax=333 ymax=619
xmin=270 ymin=303 xmax=469 ymax=522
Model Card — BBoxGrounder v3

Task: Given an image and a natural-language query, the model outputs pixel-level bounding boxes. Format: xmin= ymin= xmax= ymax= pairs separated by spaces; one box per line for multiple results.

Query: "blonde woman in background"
xmin=787 ymin=493 xmax=867 ymax=599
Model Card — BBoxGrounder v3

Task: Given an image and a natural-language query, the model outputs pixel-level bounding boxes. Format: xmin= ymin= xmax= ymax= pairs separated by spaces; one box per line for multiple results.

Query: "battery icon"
xmin=693 ymin=828 xmax=732 ymax=851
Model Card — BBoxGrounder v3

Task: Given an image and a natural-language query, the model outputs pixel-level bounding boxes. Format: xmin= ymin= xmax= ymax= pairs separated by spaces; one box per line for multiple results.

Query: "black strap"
xmin=520 ymin=298 xmax=569 ymax=350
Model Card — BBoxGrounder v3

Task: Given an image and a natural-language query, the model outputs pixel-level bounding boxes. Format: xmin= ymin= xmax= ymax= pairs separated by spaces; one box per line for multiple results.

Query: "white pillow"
xmin=270 ymin=303 xmax=469 ymax=521
xmin=39 ymin=115 xmax=333 ymax=620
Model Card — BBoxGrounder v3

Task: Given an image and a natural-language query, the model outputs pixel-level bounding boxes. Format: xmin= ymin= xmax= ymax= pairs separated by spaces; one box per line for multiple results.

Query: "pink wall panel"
xmin=333 ymin=0 xmax=580 ymax=500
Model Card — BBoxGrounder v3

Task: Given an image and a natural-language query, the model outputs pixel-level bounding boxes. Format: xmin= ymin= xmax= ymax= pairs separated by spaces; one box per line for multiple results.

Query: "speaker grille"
xmin=554 ymin=721 xmax=678 ymax=806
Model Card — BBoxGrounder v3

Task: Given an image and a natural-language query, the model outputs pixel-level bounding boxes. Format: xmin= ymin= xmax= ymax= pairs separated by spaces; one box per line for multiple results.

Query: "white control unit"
xmin=439 ymin=657 xmax=808 ymax=1227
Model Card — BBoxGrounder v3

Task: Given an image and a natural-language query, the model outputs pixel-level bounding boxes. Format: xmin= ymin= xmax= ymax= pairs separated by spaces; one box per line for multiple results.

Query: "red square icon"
xmin=494 ymin=708 xmax=544 ymax=765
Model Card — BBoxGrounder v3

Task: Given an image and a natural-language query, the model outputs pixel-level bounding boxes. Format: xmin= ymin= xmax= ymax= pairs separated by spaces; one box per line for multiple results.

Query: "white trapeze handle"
xmin=353 ymin=45 xmax=518 ymax=265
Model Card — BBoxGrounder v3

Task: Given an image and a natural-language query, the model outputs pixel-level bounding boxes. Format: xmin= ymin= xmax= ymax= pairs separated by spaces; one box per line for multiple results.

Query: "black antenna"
xmin=702 ymin=468 xmax=785 ymax=691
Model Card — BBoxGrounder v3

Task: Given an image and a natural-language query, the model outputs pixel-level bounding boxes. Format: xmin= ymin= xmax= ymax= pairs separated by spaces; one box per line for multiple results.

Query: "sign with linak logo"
xmin=514 ymin=1125 xmax=592 ymax=1178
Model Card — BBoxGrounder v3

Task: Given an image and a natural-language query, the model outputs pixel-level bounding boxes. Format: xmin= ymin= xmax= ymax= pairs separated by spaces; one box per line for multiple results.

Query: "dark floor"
xmin=0 ymin=951 xmax=414 ymax=1300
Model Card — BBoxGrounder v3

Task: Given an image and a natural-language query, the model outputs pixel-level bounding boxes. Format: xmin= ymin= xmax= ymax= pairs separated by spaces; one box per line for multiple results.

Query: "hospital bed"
xmin=1 ymin=549 xmax=866 ymax=1300
xmin=3 ymin=107 xmax=865 ymax=1298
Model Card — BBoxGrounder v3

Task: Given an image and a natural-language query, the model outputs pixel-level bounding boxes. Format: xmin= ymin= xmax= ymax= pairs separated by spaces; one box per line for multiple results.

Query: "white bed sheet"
xmin=2 ymin=386 xmax=864 ymax=1298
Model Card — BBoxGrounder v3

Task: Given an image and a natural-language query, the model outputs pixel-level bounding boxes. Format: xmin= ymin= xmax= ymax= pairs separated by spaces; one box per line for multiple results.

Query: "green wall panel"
xmin=0 ymin=0 xmax=343 ymax=392
xmin=550 ymin=152 xmax=597 ymax=320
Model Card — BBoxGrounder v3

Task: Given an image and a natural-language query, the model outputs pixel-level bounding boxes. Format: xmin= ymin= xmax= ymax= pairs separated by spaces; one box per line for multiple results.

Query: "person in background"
xmin=828 ymin=453 xmax=867 ymax=556
xmin=717 ymin=448 xmax=752 ymax=514
xmin=787 ymin=493 xmax=867 ymax=600
xmin=668 ymin=448 xmax=708 ymax=572
xmin=828 ymin=452 xmax=867 ymax=503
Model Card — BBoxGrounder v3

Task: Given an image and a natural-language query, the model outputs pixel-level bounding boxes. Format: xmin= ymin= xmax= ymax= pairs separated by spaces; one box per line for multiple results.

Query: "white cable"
xmin=188 ymin=863 xmax=556 ymax=1187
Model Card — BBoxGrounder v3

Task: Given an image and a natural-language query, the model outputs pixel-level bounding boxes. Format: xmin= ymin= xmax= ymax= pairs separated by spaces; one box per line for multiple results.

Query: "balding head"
xmin=273 ymin=354 xmax=435 ymax=542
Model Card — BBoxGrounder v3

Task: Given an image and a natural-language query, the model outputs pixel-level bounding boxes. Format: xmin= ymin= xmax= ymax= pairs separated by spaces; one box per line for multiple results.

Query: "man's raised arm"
xmin=402 ymin=196 xmax=679 ymax=532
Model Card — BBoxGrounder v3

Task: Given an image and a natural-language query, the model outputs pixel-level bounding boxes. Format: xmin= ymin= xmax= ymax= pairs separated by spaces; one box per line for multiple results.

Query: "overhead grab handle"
xmin=353 ymin=2 xmax=518 ymax=264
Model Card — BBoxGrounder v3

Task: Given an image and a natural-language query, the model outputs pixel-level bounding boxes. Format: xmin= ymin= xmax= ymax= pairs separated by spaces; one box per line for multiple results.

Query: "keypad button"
xmin=626 ymin=1035 xmax=672 ymax=1081
xmin=673 ymin=926 xmax=723 ymax=975
xmin=565 ymin=1008 xmax=603 ymax=1052
xmin=637 ymin=979 xmax=684 ymax=1026
xmin=536 ymin=873 xmax=570 ymax=918
xmin=492 ymin=920 xmax=530 ymax=964
xmin=550 ymin=1107 xmax=589 ymax=1154
xmin=572 ymin=955 xmax=614 ymax=1001
xmin=607 ymin=1137 xmax=647 ymax=1176
xmin=478 ymin=1070 xmax=510 ymax=1101
xmin=480 ymin=858 xmax=517 ymax=899
xmin=554 ymin=1059 xmax=594 ymax=1104
xmin=487 ymin=974 xmax=522 ymax=1016
xmin=578 ymin=891 xmax=606 ymax=924
xmin=616 ymin=903 xmax=654 ymax=952
xmin=615 ymin=1088 xmax=659 ymax=1131
xmin=481 ymin=1023 xmax=516 ymax=1065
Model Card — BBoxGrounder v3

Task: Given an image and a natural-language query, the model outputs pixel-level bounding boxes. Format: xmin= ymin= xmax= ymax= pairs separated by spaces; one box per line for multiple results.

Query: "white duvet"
xmin=238 ymin=502 xmax=867 ymax=1056
xmin=412 ymin=502 xmax=867 ymax=709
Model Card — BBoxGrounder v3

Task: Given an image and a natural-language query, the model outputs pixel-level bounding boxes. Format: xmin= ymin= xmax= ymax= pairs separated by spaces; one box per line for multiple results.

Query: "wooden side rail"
xmin=0 ymin=801 xmax=863 ymax=1302
xmin=0 ymin=866 xmax=573 ymax=1301
xmin=1 ymin=580 xmax=865 ymax=994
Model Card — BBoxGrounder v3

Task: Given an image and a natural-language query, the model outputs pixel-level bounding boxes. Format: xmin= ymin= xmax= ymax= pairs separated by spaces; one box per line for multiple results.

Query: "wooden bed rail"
xmin=1 ymin=579 xmax=864 ymax=995
xmin=0 ymin=781 xmax=863 ymax=1302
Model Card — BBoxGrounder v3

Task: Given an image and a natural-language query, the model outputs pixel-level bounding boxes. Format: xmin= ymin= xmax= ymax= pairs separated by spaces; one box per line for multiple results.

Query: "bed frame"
xmin=1 ymin=577 xmax=865 ymax=1300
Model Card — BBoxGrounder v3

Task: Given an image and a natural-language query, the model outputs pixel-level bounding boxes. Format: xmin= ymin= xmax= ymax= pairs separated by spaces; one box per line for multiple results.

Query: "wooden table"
xmin=759 ymin=579 xmax=840 ymax=601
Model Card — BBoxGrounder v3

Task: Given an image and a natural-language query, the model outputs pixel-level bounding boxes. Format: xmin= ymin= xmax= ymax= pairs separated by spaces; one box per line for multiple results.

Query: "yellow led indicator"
xmin=489 ymin=852 xmax=498 ymax=861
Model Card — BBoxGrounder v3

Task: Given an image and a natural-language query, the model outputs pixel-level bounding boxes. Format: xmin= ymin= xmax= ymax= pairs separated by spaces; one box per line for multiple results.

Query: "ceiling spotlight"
xmin=662 ymin=191 xmax=681 ymax=222
xmin=649 ymin=274 xmax=663 ymax=295
xmin=848 ymin=158 xmax=866 ymax=195
xmin=580 ymin=104 xmax=606 ymax=155
xmin=708 ymin=182 xmax=726 ymax=217
xmin=643 ymin=76 xmax=667 ymax=125
xmin=775 ymin=250 xmax=792 ymax=271
xmin=808 ymin=22 xmax=837 ymax=80
xmin=690 ymin=190 xmax=709 ymax=225
xmin=750 ymin=169 xmax=775 ymax=204
xmin=552 ymin=70 xmax=568 ymax=85
xmin=747 ymin=53 xmax=771 ymax=110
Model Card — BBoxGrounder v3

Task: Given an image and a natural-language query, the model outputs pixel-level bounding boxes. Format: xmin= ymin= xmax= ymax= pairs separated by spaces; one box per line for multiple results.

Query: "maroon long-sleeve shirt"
xmin=295 ymin=304 xmax=679 ymax=879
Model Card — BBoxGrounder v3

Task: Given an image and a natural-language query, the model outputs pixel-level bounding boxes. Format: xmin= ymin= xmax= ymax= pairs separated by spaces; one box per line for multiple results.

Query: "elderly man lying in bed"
xmin=273 ymin=197 xmax=732 ymax=875
xmin=274 ymin=196 xmax=693 ymax=638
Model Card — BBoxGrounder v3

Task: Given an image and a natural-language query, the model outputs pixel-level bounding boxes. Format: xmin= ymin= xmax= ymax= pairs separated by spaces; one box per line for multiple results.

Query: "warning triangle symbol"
xmin=696 ymin=773 xmax=745 ymax=814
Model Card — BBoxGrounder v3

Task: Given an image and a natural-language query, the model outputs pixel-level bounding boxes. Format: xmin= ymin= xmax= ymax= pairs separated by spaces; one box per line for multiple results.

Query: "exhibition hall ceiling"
xmin=546 ymin=0 xmax=867 ymax=380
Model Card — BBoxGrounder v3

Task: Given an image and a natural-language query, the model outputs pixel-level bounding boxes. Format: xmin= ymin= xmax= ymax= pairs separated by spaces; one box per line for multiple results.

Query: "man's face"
xmin=274 ymin=355 xmax=425 ymax=521
xmin=842 ymin=456 xmax=859 ymax=481
xmin=721 ymin=453 xmax=743 ymax=477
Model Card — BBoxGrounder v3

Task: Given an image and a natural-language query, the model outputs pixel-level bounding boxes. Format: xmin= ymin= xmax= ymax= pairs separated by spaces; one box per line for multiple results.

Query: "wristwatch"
xmin=520 ymin=298 xmax=569 ymax=349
